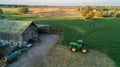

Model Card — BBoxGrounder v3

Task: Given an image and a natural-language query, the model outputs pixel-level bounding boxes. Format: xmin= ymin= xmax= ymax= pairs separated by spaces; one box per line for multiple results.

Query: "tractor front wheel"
xmin=81 ymin=48 xmax=87 ymax=53
xmin=71 ymin=46 xmax=77 ymax=52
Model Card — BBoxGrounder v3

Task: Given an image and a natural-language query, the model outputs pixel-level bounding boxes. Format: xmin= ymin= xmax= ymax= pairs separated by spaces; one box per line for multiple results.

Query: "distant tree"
xmin=108 ymin=10 xmax=116 ymax=17
xmin=77 ymin=8 xmax=80 ymax=11
xmin=0 ymin=9 xmax=3 ymax=15
xmin=18 ymin=7 xmax=29 ymax=14
xmin=114 ymin=11 xmax=120 ymax=18
xmin=77 ymin=7 xmax=83 ymax=12
xmin=94 ymin=11 xmax=103 ymax=18
xmin=108 ymin=7 xmax=116 ymax=11
xmin=24 ymin=7 xmax=29 ymax=13
xmin=81 ymin=6 xmax=93 ymax=17
xmin=18 ymin=7 xmax=24 ymax=13
xmin=103 ymin=10 xmax=109 ymax=17
xmin=81 ymin=6 xmax=94 ymax=20
xmin=84 ymin=11 xmax=94 ymax=20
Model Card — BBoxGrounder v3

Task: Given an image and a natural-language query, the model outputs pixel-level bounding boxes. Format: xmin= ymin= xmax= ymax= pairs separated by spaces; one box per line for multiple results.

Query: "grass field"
xmin=3 ymin=12 xmax=120 ymax=67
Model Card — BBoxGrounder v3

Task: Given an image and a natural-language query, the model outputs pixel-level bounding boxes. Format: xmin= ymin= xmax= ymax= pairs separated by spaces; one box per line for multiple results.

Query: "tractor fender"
xmin=82 ymin=44 xmax=87 ymax=48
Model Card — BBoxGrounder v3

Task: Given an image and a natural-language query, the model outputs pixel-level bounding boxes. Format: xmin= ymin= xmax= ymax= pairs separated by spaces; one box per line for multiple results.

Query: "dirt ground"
xmin=31 ymin=44 xmax=116 ymax=67
xmin=28 ymin=7 xmax=82 ymax=17
xmin=5 ymin=32 xmax=116 ymax=67
xmin=7 ymin=34 xmax=59 ymax=67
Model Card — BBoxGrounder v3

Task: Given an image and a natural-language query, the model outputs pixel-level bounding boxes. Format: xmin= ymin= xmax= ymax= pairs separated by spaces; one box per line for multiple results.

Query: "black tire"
xmin=70 ymin=46 xmax=77 ymax=52
xmin=81 ymin=44 xmax=88 ymax=53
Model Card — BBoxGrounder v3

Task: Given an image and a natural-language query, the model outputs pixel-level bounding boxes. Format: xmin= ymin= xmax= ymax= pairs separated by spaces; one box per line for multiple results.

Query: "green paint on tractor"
xmin=70 ymin=40 xmax=88 ymax=53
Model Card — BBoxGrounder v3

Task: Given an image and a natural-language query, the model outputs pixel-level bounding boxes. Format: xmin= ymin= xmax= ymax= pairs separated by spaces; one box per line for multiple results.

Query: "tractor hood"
xmin=70 ymin=42 xmax=77 ymax=45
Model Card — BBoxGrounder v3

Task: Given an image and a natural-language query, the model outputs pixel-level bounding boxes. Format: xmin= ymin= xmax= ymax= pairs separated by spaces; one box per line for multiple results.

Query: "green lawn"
xmin=3 ymin=13 xmax=120 ymax=67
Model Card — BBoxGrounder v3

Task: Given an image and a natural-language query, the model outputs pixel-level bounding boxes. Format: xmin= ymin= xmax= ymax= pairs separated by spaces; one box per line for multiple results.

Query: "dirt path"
xmin=7 ymin=34 xmax=59 ymax=67
xmin=34 ymin=44 xmax=116 ymax=67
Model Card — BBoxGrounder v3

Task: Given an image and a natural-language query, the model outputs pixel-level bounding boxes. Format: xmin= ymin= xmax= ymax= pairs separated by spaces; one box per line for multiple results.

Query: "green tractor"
xmin=70 ymin=40 xmax=88 ymax=53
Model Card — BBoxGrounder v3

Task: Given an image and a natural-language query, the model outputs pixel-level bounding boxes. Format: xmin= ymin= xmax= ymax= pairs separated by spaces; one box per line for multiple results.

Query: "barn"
xmin=0 ymin=20 xmax=38 ymax=50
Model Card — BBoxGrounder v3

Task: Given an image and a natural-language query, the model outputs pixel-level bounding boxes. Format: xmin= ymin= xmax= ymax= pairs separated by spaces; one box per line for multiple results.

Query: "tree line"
xmin=78 ymin=6 xmax=120 ymax=20
xmin=0 ymin=5 xmax=120 ymax=20
xmin=0 ymin=4 xmax=44 ymax=8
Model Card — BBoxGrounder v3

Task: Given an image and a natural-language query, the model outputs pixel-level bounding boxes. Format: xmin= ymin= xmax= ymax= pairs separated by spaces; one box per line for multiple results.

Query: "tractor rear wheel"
xmin=71 ymin=46 xmax=77 ymax=52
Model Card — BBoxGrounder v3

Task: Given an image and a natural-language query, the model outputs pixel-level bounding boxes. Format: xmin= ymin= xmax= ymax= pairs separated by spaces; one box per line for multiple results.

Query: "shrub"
xmin=103 ymin=10 xmax=109 ymax=17
xmin=0 ymin=9 xmax=3 ymax=15
xmin=114 ymin=11 xmax=120 ymax=18
xmin=81 ymin=6 xmax=93 ymax=17
xmin=84 ymin=11 xmax=94 ymax=20
xmin=77 ymin=8 xmax=80 ymax=11
xmin=108 ymin=10 xmax=116 ymax=17
xmin=95 ymin=11 xmax=103 ymax=18
xmin=18 ymin=7 xmax=29 ymax=14
xmin=81 ymin=6 xmax=94 ymax=20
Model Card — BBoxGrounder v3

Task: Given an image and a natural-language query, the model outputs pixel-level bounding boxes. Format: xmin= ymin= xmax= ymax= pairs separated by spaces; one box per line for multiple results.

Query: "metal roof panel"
xmin=0 ymin=20 xmax=32 ymax=34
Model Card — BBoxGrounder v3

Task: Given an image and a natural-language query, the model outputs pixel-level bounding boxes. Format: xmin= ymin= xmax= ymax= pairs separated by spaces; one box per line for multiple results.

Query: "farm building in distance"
xmin=0 ymin=20 xmax=38 ymax=53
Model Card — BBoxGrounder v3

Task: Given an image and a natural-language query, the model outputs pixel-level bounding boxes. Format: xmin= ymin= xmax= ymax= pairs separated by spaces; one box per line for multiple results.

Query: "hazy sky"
xmin=0 ymin=0 xmax=120 ymax=6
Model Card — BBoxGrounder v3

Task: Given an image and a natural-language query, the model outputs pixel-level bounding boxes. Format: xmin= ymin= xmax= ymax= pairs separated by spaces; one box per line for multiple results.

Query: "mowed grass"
xmin=3 ymin=12 xmax=120 ymax=67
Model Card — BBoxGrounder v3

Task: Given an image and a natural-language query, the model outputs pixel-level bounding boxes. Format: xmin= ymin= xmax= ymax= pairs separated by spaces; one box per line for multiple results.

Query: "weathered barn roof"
xmin=36 ymin=24 xmax=51 ymax=28
xmin=0 ymin=20 xmax=32 ymax=33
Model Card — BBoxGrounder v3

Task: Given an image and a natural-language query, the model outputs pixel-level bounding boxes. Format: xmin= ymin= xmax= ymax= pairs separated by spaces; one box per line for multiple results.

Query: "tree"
xmin=81 ymin=6 xmax=93 ymax=17
xmin=94 ymin=11 xmax=103 ymax=18
xmin=18 ymin=7 xmax=29 ymax=14
xmin=114 ymin=11 xmax=120 ymax=18
xmin=84 ymin=11 xmax=94 ymax=20
xmin=103 ymin=10 xmax=109 ymax=17
xmin=0 ymin=9 xmax=3 ymax=15
xmin=108 ymin=10 xmax=116 ymax=17
xmin=81 ymin=6 xmax=94 ymax=20
xmin=77 ymin=8 xmax=80 ymax=11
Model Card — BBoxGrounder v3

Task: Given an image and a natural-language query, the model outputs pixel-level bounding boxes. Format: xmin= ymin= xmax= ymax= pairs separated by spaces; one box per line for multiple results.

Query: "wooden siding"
xmin=0 ymin=32 xmax=20 ymax=41
xmin=0 ymin=23 xmax=38 ymax=43
xmin=22 ymin=23 xmax=38 ymax=42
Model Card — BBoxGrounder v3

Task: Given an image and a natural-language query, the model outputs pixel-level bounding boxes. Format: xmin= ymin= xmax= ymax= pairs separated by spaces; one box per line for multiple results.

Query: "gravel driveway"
xmin=7 ymin=34 xmax=59 ymax=67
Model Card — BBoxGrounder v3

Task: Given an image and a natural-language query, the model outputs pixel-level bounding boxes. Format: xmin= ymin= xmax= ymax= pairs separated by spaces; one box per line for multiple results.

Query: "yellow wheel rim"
xmin=72 ymin=48 xmax=76 ymax=52
xmin=82 ymin=49 xmax=87 ymax=53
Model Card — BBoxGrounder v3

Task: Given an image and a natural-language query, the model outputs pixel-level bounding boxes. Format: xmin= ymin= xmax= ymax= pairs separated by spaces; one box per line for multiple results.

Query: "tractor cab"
xmin=70 ymin=40 xmax=88 ymax=53
xmin=77 ymin=40 xmax=83 ymax=44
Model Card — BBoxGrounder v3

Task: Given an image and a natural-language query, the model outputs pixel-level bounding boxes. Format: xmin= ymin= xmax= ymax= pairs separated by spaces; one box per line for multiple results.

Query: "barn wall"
xmin=0 ymin=32 xmax=21 ymax=53
xmin=22 ymin=23 xmax=38 ymax=42
xmin=0 ymin=23 xmax=38 ymax=44
xmin=0 ymin=32 xmax=20 ymax=41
